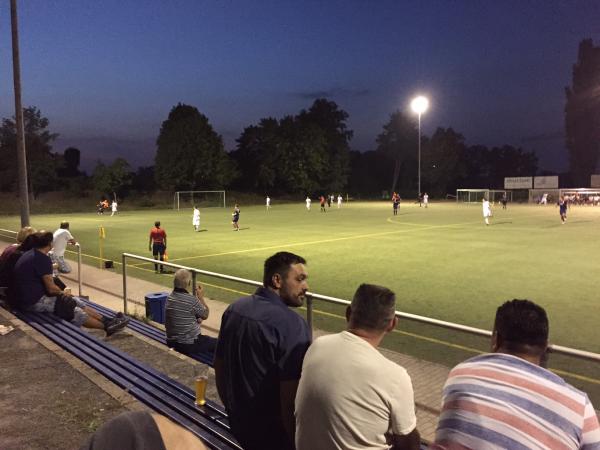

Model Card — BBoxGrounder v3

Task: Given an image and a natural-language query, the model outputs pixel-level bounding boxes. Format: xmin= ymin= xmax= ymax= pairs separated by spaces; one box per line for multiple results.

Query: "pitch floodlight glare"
xmin=411 ymin=96 xmax=429 ymax=114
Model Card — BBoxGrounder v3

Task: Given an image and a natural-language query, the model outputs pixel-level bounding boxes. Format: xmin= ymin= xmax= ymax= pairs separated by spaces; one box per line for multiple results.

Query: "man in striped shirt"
xmin=165 ymin=269 xmax=217 ymax=360
xmin=433 ymin=299 xmax=600 ymax=450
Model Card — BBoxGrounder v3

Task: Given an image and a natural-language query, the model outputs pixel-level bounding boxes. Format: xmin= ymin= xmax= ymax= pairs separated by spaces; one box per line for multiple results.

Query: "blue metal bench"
xmin=12 ymin=308 xmax=241 ymax=450
xmin=81 ymin=299 xmax=214 ymax=366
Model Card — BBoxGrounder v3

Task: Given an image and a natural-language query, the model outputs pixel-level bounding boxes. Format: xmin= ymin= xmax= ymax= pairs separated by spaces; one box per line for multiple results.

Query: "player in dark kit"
xmin=232 ymin=204 xmax=240 ymax=231
xmin=558 ymin=196 xmax=568 ymax=224
xmin=501 ymin=193 xmax=508 ymax=210
xmin=392 ymin=193 xmax=400 ymax=216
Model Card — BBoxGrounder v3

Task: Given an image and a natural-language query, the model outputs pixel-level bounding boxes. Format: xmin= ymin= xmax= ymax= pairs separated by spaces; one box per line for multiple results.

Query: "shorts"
xmin=152 ymin=243 xmax=165 ymax=256
xmin=28 ymin=295 xmax=88 ymax=327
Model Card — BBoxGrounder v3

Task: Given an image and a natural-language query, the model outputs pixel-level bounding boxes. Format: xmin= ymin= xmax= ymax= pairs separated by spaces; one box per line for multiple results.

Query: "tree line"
xmin=0 ymin=102 xmax=540 ymax=201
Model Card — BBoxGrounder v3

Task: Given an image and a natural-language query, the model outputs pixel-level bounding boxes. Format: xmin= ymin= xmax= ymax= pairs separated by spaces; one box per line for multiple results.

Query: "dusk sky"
xmin=0 ymin=0 xmax=598 ymax=173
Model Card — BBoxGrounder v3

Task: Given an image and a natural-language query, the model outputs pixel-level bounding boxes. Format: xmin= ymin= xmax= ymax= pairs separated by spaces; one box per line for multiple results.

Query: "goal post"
xmin=173 ymin=191 xmax=226 ymax=210
xmin=456 ymin=189 xmax=489 ymax=203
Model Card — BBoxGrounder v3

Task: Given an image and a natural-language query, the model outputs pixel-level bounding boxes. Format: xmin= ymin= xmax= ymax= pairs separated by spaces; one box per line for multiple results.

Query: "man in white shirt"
xmin=482 ymin=197 xmax=492 ymax=225
xmin=192 ymin=206 xmax=200 ymax=232
xmin=305 ymin=196 xmax=311 ymax=211
xmin=111 ymin=200 xmax=118 ymax=216
xmin=295 ymin=284 xmax=420 ymax=450
xmin=337 ymin=194 xmax=342 ymax=208
xmin=52 ymin=221 xmax=77 ymax=273
xmin=266 ymin=196 xmax=271 ymax=210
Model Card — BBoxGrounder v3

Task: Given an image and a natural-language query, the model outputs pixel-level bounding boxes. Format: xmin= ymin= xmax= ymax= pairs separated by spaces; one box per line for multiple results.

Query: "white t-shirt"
xmin=295 ymin=331 xmax=417 ymax=450
xmin=306 ymin=197 xmax=311 ymax=206
xmin=192 ymin=208 xmax=200 ymax=225
xmin=423 ymin=194 xmax=428 ymax=203
xmin=337 ymin=195 xmax=342 ymax=204
xmin=482 ymin=200 xmax=491 ymax=217
xmin=111 ymin=201 xmax=117 ymax=211
xmin=52 ymin=228 xmax=74 ymax=257
xmin=266 ymin=196 xmax=271 ymax=206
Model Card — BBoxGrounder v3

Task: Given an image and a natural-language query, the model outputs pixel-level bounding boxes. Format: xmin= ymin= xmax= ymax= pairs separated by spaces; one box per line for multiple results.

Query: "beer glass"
xmin=193 ymin=365 xmax=209 ymax=406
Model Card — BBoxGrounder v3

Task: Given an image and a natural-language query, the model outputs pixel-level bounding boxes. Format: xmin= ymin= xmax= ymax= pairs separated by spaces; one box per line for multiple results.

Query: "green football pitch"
xmin=1 ymin=200 xmax=599 ymax=401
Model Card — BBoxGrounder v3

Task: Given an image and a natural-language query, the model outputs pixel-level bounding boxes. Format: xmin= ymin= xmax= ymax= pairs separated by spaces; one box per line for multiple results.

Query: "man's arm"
xmin=42 ymin=274 xmax=64 ymax=296
xmin=194 ymin=285 xmax=209 ymax=320
xmin=213 ymin=357 xmax=228 ymax=406
xmin=279 ymin=378 xmax=300 ymax=446
xmin=389 ymin=429 xmax=420 ymax=450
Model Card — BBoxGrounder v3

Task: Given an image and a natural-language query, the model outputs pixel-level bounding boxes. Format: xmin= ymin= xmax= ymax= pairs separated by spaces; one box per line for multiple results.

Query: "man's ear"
xmin=271 ymin=273 xmax=283 ymax=289
xmin=491 ymin=330 xmax=499 ymax=352
xmin=386 ymin=316 xmax=398 ymax=333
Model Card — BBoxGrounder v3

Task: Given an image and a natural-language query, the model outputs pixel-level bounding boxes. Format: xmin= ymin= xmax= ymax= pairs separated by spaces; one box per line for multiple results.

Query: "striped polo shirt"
xmin=433 ymin=353 xmax=600 ymax=450
xmin=165 ymin=288 xmax=208 ymax=344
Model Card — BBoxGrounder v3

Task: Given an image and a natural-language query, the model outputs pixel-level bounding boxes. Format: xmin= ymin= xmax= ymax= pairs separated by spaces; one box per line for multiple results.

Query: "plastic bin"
xmin=145 ymin=292 xmax=169 ymax=324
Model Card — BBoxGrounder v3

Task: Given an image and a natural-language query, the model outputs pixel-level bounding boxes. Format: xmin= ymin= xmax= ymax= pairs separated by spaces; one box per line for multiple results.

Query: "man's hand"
xmin=195 ymin=284 xmax=204 ymax=299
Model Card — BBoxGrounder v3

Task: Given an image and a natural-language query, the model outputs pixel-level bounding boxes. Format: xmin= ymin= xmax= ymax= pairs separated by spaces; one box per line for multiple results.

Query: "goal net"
xmin=456 ymin=189 xmax=489 ymax=203
xmin=528 ymin=188 xmax=560 ymax=204
xmin=173 ymin=191 xmax=226 ymax=210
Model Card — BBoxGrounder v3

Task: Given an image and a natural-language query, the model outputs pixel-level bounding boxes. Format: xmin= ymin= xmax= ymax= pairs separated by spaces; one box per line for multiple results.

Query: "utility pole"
xmin=11 ymin=0 xmax=30 ymax=227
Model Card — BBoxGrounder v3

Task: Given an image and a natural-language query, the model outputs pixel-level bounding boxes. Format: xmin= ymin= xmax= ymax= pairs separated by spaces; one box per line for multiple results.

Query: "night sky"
xmin=0 ymin=1 xmax=598 ymax=173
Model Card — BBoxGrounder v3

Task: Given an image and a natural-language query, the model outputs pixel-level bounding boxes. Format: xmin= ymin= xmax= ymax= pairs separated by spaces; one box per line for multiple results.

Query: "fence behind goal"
xmin=173 ymin=191 xmax=226 ymax=210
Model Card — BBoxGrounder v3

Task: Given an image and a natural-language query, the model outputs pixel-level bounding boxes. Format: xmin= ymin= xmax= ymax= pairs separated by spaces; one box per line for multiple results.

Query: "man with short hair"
xmin=165 ymin=269 xmax=217 ymax=360
xmin=214 ymin=251 xmax=311 ymax=450
xmin=148 ymin=221 xmax=167 ymax=273
xmin=14 ymin=231 xmax=129 ymax=335
xmin=52 ymin=221 xmax=77 ymax=273
xmin=433 ymin=299 xmax=600 ymax=450
xmin=295 ymin=284 xmax=420 ymax=450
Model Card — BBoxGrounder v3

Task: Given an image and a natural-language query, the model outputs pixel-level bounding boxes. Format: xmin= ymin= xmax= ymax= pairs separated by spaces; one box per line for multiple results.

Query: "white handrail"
xmin=121 ymin=252 xmax=600 ymax=363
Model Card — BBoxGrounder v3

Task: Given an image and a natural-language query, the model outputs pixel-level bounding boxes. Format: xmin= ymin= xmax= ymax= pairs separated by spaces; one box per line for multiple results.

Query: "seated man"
xmin=165 ymin=269 xmax=217 ymax=359
xmin=14 ymin=231 xmax=129 ymax=336
xmin=295 ymin=283 xmax=420 ymax=450
xmin=433 ymin=299 xmax=600 ymax=450
xmin=0 ymin=226 xmax=35 ymax=265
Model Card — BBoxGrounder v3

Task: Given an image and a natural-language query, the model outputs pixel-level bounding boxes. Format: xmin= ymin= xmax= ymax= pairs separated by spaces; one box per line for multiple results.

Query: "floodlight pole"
xmin=417 ymin=112 xmax=422 ymax=197
xmin=10 ymin=0 xmax=30 ymax=227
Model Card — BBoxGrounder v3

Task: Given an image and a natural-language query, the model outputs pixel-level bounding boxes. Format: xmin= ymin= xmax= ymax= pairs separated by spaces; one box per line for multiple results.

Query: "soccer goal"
xmin=456 ymin=189 xmax=489 ymax=203
xmin=173 ymin=191 xmax=226 ymax=210
xmin=528 ymin=188 xmax=560 ymax=204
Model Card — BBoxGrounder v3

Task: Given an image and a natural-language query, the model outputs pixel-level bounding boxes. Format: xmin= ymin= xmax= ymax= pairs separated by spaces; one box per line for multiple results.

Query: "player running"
xmin=558 ymin=196 xmax=568 ymax=224
xmin=232 ymin=204 xmax=240 ymax=231
xmin=305 ymin=196 xmax=311 ymax=211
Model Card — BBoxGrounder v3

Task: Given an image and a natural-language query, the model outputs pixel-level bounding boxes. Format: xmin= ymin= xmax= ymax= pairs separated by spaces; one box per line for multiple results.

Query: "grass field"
xmin=1 ymin=200 xmax=599 ymax=401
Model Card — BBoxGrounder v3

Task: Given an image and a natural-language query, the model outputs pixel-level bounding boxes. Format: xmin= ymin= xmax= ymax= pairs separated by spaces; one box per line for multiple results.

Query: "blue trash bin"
xmin=145 ymin=292 xmax=169 ymax=324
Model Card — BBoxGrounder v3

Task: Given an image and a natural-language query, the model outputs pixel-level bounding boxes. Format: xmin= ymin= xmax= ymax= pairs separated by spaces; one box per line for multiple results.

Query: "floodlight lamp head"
xmin=411 ymin=96 xmax=429 ymax=115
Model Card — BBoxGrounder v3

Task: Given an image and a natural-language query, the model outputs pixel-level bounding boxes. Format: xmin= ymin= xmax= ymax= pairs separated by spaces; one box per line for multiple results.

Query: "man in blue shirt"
xmin=214 ymin=252 xmax=310 ymax=450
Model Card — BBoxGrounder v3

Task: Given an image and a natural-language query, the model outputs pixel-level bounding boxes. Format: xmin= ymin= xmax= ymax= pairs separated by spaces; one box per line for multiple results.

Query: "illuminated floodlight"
xmin=411 ymin=96 xmax=429 ymax=115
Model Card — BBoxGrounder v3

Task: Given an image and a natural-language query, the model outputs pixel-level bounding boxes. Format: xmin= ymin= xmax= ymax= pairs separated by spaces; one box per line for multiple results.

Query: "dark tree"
xmin=298 ymin=99 xmax=352 ymax=192
xmin=421 ymin=128 xmax=467 ymax=196
xmin=0 ymin=106 xmax=59 ymax=197
xmin=376 ymin=111 xmax=418 ymax=193
xmin=155 ymin=103 xmax=235 ymax=190
xmin=92 ymin=158 xmax=133 ymax=197
xmin=565 ymin=39 xmax=600 ymax=186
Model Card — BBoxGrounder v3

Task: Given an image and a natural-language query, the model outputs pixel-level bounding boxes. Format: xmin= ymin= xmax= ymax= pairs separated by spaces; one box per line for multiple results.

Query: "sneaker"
xmin=105 ymin=315 xmax=130 ymax=336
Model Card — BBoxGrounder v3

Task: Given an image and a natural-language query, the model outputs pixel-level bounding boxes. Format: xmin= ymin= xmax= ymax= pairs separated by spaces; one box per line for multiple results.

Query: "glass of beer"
xmin=194 ymin=366 xmax=209 ymax=406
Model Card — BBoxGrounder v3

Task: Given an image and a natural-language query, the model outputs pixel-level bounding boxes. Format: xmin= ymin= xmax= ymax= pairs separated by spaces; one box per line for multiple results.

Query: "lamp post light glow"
xmin=411 ymin=95 xmax=429 ymax=197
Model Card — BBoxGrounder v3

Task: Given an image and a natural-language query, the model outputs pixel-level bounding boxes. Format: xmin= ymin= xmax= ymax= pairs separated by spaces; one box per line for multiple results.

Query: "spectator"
xmin=14 ymin=231 xmax=129 ymax=336
xmin=52 ymin=221 xmax=77 ymax=273
xmin=80 ymin=410 xmax=207 ymax=450
xmin=214 ymin=251 xmax=311 ymax=450
xmin=0 ymin=232 xmax=38 ymax=308
xmin=0 ymin=226 xmax=35 ymax=265
xmin=165 ymin=269 xmax=217 ymax=360
xmin=295 ymin=283 xmax=421 ymax=450
xmin=148 ymin=221 xmax=167 ymax=273
xmin=433 ymin=299 xmax=600 ymax=450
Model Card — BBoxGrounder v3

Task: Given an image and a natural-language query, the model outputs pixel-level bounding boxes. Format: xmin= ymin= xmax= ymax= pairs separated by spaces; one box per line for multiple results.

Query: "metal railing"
xmin=121 ymin=252 xmax=600 ymax=363
xmin=0 ymin=228 xmax=83 ymax=296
